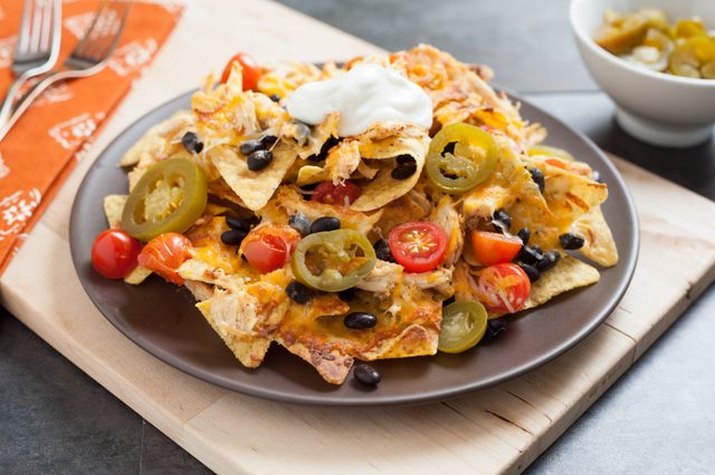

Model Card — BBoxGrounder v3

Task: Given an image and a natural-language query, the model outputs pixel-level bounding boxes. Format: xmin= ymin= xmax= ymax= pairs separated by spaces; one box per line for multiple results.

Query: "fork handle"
xmin=0 ymin=66 xmax=102 ymax=142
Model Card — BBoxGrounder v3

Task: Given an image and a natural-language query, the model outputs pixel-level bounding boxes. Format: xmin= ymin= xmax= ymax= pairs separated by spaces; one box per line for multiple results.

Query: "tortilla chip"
xmin=573 ymin=206 xmax=619 ymax=267
xmin=296 ymin=139 xmax=361 ymax=185
xmin=103 ymin=194 xmax=127 ymax=229
xmin=524 ymin=256 xmax=600 ymax=310
xmin=123 ymin=265 xmax=152 ymax=285
xmin=351 ymin=131 xmax=429 ymax=212
xmin=119 ymin=111 xmax=193 ymax=167
xmin=209 ymin=143 xmax=297 ymax=211
xmin=196 ymin=279 xmax=289 ymax=369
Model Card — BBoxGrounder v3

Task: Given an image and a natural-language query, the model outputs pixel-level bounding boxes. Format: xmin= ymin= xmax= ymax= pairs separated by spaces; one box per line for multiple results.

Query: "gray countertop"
xmin=1 ymin=0 xmax=714 ymax=473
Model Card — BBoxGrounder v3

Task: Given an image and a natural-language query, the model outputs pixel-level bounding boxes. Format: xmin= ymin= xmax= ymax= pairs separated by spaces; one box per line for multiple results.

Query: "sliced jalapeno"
xmin=426 ymin=122 xmax=497 ymax=194
xmin=121 ymin=157 xmax=208 ymax=241
xmin=438 ymin=301 xmax=488 ymax=354
xmin=291 ymin=229 xmax=376 ymax=292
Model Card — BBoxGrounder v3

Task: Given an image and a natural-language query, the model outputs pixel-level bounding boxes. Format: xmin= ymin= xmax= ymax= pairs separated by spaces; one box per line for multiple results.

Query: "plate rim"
xmin=70 ymin=89 xmax=639 ymax=406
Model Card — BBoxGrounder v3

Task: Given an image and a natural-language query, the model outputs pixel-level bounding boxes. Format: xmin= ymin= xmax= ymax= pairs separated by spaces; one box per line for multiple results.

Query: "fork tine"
xmin=40 ymin=0 xmax=52 ymax=52
xmin=72 ymin=0 xmax=109 ymax=58
xmin=74 ymin=1 xmax=131 ymax=62
xmin=16 ymin=0 xmax=33 ymax=54
xmin=29 ymin=0 xmax=43 ymax=54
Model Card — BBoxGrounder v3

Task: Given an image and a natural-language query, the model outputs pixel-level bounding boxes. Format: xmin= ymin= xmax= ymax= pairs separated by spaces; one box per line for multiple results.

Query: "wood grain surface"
xmin=2 ymin=1 xmax=714 ymax=473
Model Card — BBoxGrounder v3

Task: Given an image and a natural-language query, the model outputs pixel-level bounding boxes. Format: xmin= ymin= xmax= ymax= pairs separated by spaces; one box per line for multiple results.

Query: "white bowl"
xmin=570 ymin=0 xmax=715 ymax=147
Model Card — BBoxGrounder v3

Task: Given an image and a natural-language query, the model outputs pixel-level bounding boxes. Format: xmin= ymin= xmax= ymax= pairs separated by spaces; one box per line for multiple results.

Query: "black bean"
xmin=537 ymin=250 xmax=561 ymax=272
xmin=528 ymin=167 xmax=545 ymax=193
xmin=373 ymin=239 xmax=394 ymax=262
xmin=517 ymin=244 xmax=544 ymax=265
xmin=239 ymin=139 xmax=262 ymax=155
xmin=338 ymin=287 xmax=357 ymax=302
xmin=309 ymin=216 xmax=340 ymax=234
xmin=516 ymin=227 xmax=531 ymax=245
xmin=307 ymin=136 xmax=339 ymax=162
xmin=353 ymin=363 xmax=381 ymax=386
xmin=269 ymin=94 xmax=281 ymax=102
xmin=391 ymin=163 xmax=417 ymax=180
xmin=518 ymin=263 xmax=540 ymax=282
xmin=247 ymin=150 xmax=273 ymax=171
xmin=483 ymin=319 xmax=506 ymax=343
xmin=293 ymin=122 xmax=312 ymax=146
xmin=396 ymin=154 xmax=416 ymax=165
xmin=344 ymin=312 xmax=377 ymax=329
xmin=288 ymin=213 xmax=311 ymax=237
xmin=492 ymin=209 xmax=512 ymax=232
xmin=260 ymin=135 xmax=278 ymax=149
xmin=285 ymin=281 xmax=315 ymax=304
xmin=226 ymin=216 xmax=251 ymax=232
xmin=221 ymin=229 xmax=247 ymax=246
xmin=181 ymin=131 xmax=204 ymax=154
xmin=559 ymin=233 xmax=585 ymax=250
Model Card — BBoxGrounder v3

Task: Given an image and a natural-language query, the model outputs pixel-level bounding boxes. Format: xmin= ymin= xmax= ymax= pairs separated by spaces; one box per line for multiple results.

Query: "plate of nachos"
xmin=70 ymin=45 xmax=638 ymax=405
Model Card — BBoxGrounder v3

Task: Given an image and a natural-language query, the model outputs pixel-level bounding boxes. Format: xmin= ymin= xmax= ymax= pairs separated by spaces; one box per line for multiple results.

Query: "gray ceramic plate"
xmin=70 ymin=91 xmax=638 ymax=406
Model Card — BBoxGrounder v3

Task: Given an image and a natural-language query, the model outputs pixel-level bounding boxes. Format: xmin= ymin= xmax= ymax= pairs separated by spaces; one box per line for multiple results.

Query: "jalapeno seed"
xmin=239 ymin=139 xmax=262 ymax=156
xmin=221 ymin=229 xmax=247 ymax=246
xmin=285 ymin=281 xmax=315 ymax=304
xmin=391 ymin=162 xmax=417 ymax=180
xmin=344 ymin=311 xmax=377 ymax=329
xmin=518 ymin=262 xmax=540 ymax=282
xmin=528 ymin=167 xmax=545 ymax=193
xmin=247 ymin=150 xmax=273 ymax=171
xmin=353 ymin=363 xmax=381 ymax=386
xmin=181 ymin=131 xmax=204 ymax=154
xmin=226 ymin=216 xmax=251 ymax=232
xmin=373 ymin=238 xmax=395 ymax=262
xmin=516 ymin=227 xmax=531 ymax=245
xmin=537 ymin=250 xmax=561 ymax=272
xmin=309 ymin=216 xmax=341 ymax=234
xmin=559 ymin=233 xmax=585 ymax=250
xmin=288 ymin=213 xmax=311 ymax=237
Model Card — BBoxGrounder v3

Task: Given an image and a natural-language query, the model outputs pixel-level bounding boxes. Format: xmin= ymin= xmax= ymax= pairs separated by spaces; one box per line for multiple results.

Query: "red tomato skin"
xmin=387 ymin=221 xmax=448 ymax=273
xmin=311 ymin=181 xmax=362 ymax=206
xmin=470 ymin=230 xmax=522 ymax=266
xmin=220 ymin=52 xmax=261 ymax=90
xmin=137 ymin=233 xmax=192 ymax=285
xmin=476 ymin=263 xmax=531 ymax=314
xmin=91 ymin=230 xmax=141 ymax=279
xmin=240 ymin=225 xmax=301 ymax=274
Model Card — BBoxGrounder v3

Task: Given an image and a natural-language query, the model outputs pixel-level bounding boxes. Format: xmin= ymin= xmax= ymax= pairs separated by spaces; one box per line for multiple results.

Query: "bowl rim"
xmin=569 ymin=0 xmax=715 ymax=88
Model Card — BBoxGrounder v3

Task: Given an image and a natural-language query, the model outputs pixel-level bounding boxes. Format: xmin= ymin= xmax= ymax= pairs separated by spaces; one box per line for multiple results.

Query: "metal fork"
xmin=0 ymin=0 xmax=62 ymax=130
xmin=0 ymin=0 xmax=132 ymax=142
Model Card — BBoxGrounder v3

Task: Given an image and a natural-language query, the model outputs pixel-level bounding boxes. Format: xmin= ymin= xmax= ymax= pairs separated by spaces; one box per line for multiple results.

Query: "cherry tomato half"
xmin=387 ymin=221 xmax=448 ymax=273
xmin=137 ymin=233 xmax=192 ymax=285
xmin=220 ymin=52 xmax=261 ymax=90
xmin=311 ymin=181 xmax=362 ymax=206
xmin=476 ymin=263 xmax=531 ymax=314
xmin=91 ymin=229 xmax=140 ymax=279
xmin=241 ymin=224 xmax=301 ymax=274
xmin=471 ymin=231 xmax=523 ymax=266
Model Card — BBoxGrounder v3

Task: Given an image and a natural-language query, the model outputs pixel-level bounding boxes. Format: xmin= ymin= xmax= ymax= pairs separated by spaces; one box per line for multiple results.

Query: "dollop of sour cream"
xmin=285 ymin=63 xmax=433 ymax=137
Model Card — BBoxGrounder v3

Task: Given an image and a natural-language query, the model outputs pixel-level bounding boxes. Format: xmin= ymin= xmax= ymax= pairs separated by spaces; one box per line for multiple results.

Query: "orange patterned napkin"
xmin=0 ymin=1 xmax=183 ymax=274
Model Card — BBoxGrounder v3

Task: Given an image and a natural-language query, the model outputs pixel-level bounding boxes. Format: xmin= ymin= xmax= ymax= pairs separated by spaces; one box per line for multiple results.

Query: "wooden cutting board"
xmin=2 ymin=1 xmax=714 ymax=473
